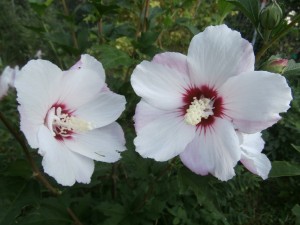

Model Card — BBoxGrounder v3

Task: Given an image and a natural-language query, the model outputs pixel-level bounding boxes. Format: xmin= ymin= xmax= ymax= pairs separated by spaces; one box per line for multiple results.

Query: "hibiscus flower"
xmin=15 ymin=54 xmax=126 ymax=186
xmin=131 ymin=25 xmax=292 ymax=181
xmin=0 ymin=65 xmax=19 ymax=99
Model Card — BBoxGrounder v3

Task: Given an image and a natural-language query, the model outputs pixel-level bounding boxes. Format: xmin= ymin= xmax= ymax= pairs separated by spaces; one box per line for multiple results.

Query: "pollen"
xmin=184 ymin=97 xmax=214 ymax=125
xmin=47 ymin=107 xmax=93 ymax=137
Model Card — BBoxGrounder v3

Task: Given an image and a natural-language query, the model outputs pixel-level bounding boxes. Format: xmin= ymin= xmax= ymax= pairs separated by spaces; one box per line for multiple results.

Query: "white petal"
xmin=70 ymin=54 xmax=105 ymax=82
xmin=131 ymin=60 xmax=190 ymax=110
xmin=187 ymin=24 xmax=254 ymax=89
xmin=64 ymin=122 xmax=126 ymax=163
xmin=134 ymin=112 xmax=195 ymax=161
xmin=240 ymin=133 xmax=270 ymax=179
xmin=240 ymin=132 xmax=265 ymax=153
xmin=219 ymin=71 xmax=292 ymax=133
xmin=152 ymin=52 xmax=189 ymax=76
xmin=134 ymin=100 xmax=167 ymax=133
xmin=75 ymin=91 xmax=126 ymax=128
xmin=15 ymin=60 xmax=63 ymax=147
xmin=38 ymin=126 xmax=94 ymax=186
xmin=0 ymin=66 xmax=14 ymax=99
xmin=58 ymin=68 xmax=105 ymax=110
xmin=180 ymin=118 xmax=241 ymax=181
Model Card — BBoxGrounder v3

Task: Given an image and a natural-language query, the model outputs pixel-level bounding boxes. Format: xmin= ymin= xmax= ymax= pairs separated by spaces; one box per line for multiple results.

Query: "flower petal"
xmin=152 ymin=52 xmax=189 ymax=76
xmin=15 ymin=60 xmax=63 ymax=147
xmin=38 ymin=126 xmax=94 ymax=186
xmin=134 ymin=100 xmax=167 ymax=133
xmin=134 ymin=112 xmax=195 ymax=161
xmin=240 ymin=133 xmax=271 ymax=179
xmin=180 ymin=118 xmax=241 ymax=181
xmin=70 ymin=54 xmax=105 ymax=82
xmin=0 ymin=66 xmax=16 ymax=99
xmin=187 ymin=24 xmax=254 ymax=89
xmin=75 ymin=91 xmax=126 ymax=128
xmin=58 ymin=68 xmax=105 ymax=110
xmin=64 ymin=122 xmax=126 ymax=163
xmin=219 ymin=71 xmax=292 ymax=133
xmin=131 ymin=60 xmax=190 ymax=110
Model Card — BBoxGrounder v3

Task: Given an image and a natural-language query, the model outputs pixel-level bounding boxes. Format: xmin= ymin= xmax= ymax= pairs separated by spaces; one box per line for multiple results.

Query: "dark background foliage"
xmin=0 ymin=0 xmax=300 ymax=224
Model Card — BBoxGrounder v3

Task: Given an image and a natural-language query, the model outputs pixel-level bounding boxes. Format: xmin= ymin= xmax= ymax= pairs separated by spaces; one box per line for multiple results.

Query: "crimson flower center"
xmin=182 ymin=85 xmax=224 ymax=127
xmin=45 ymin=105 xmax=92 ymax=140
xmin=184 ymin=96 xmax=214 ymax=125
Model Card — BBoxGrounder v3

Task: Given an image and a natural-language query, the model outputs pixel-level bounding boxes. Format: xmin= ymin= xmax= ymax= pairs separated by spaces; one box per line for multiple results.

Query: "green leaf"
xmin=269 ymin=161 xmax=300 ymax=177
xmin=16 ymin=197 xmax=72 ymax=225
xmin=91 ymin=45 xmax=135 ymax=69
xmin=283 ymin=60 xmax=300 ymax=76
xmin=0 ymin=179 xmax=40 ymax=225
xmin=292 ymin=144 xmax=300 ymax=153
xmin=225 ymin=0 xmax=260 ymax=26
xmin=292 ymin=204 xmax=300 ymax=225
xmin=177 ymin=168 xmax=230 ymax=225
xmin=4 ymin=159 xmax=32 ymax=179
xmin=217 ymin=0 xmax=235 ymax=24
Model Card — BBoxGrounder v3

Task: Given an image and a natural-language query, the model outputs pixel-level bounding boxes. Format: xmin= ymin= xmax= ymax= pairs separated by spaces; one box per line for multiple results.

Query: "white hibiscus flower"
xmin=0 ymin=65 xmax=19 ymax=99
xmin=131 ymin=25 xmax=292 ymax=181
xmin=15 ymin=54 xmax=126 ymax=186
xmin=239 ymin=132 xmax=271 ymax=180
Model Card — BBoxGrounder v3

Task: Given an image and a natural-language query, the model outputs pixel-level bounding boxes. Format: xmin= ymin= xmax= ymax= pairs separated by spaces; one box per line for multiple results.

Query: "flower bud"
xmin=259 ymin=0 xmax=283 ymax=30
xmin=261 ymin=58 xmax=288 ymax=74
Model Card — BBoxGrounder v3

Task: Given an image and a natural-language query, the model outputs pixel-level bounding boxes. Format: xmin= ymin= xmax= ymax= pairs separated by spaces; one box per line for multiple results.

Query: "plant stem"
xmin=61 ymin=0 xmax=79 ymax=49
xmin=143 ymin=0 xmax=150 ymax=32
xmin=0 ymin=111 xmax=61 ymax=195
xmin=67 ymin=207 xmax=84 ymax=225
xmin=256 ymin=14 xmax=300 ymax=63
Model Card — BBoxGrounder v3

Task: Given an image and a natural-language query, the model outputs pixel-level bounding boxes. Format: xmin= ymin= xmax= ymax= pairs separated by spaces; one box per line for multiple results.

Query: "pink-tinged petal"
xmin=70 ymin=54 xmax=105 ymax=82
xmin=180 ymin=118 xmax=241 ymax=181
xmin=15 ymin=60 xmax=63 ymax=147
xmin=219 ymin=71 xmax=292 ymax=133
xmin=58 ymin=68 xmax=105 ymax=110
xmin=38 ymin=126 xmax=94 ymax=186
xmin=134 ymin=112 xmax=196 ymax=161
xmin=187 ymin=24 xmax=255 ymax=89
xmin=134 ymin=100 xmax=167 ymax=133
xmin=131 ymin=60 xmax=191 ymax=110
xmin=0 ymin=66 xmax=14 ymax=99
xmin=240 ymin=133 xmax=270 ymax=179
xmin=64 ymin=122 xmax=126 ymax=163
xmin=152 ymin=52 xmax=188 ymax=76
xmin=75 ymin=91 xmax=126 ymax=128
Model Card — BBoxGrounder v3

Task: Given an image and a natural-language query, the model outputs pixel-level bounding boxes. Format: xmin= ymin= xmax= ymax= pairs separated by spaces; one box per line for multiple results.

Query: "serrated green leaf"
xmin=269 ymin=161 xmax=300 ymax=177
xmin=91 ymin=45 xmax=135 ymax=69
xmin=0 ymin=179 xmax=40 ymax=225
xmin=217 ymin=0 xmax=235 ymax=24
xmin=4 ymin=159 xmax=32 ymax=179
xmin=226 ymin=0 xmax=260 ymax=26
xmin=283 ymin=60 xmax=300 ymax=76
xmin=16 ymin=197 xmax=72 ymax=225
xmin=177 ymin=168 xmax=230 ymax=225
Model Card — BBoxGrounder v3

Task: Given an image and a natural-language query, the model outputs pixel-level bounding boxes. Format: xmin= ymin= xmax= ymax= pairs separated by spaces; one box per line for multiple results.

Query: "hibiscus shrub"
xmin=0 ymin=0 xmax=300 ymax=225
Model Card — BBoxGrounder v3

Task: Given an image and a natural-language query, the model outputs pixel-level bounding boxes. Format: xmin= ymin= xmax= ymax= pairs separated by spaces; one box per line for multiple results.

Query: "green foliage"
xmin=0 ymin=0 xmax=299 ymax=224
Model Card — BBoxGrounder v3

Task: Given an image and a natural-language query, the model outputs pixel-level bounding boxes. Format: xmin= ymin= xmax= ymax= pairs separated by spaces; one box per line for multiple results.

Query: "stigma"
xmin=46 ymin=106 xmax=93 ymax=138
xmin=184 ymin=97 xmax=214 ymax=125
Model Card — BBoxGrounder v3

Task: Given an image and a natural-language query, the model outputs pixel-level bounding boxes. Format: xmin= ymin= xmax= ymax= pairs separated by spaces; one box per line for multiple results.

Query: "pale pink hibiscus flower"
xmin=131 ymin=25 xmax=292 ymax=181
xmin=0 ymin=65 xmax=19 ymax=99
xmin=15 ymin=54 xmax=126 ymax=186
